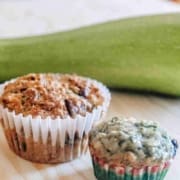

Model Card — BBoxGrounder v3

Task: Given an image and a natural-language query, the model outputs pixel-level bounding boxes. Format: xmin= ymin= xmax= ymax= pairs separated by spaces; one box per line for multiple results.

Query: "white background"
xmin=0 ymin=0 xmax=180 ymax=38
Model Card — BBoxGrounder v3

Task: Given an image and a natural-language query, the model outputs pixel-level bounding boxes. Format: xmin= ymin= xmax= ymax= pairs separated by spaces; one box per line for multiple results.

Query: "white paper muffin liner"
xmin=0 ymin=75 xmax=110 ymax=163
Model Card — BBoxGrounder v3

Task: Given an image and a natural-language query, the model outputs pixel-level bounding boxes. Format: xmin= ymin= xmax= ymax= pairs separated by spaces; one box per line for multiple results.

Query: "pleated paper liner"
xmin=91 ymin=154 xmax=171 ymax=180
xmin=0 ymin=76 xmax=110 ymax=163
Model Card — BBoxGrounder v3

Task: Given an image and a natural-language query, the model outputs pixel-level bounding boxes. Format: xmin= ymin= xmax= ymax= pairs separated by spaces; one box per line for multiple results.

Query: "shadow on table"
xmin=33 ymin=161 xmax=95 ymax=180
xmin=110 ymin=87 xmax=180 ymax=99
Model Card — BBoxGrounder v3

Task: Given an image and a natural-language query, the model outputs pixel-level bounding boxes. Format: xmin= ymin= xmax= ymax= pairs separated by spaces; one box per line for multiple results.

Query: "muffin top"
xmin=89 ymin=117 xmax=178 ymax=167
xmin=0 ymin=73 xmax=105 ymax=119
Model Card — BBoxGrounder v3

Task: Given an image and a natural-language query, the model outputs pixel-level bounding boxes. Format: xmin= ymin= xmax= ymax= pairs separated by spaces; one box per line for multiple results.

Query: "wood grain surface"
xmin=0 ymin=91 xmax=179 ymax=180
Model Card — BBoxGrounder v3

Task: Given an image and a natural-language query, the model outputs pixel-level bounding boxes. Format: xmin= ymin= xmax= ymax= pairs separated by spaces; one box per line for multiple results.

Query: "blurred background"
xmin=0 ymin=0 xmax=180 ymax=39
xmin=0 ymin=1 xmax=180 ymax=180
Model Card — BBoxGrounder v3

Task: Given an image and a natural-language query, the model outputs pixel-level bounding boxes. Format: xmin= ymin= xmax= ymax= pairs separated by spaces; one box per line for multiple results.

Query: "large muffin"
xmin=89 ymin=117 xmax=178 ymax=180
xmin=0 ymin=73 xmax=110 ymax=163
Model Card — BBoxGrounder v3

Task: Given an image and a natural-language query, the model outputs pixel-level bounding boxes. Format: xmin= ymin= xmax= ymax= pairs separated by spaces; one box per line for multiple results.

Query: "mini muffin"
xmin=0 ymin=73 xmax=110 ymax=163
xmin=89 ymin=117 xmax=178 ymax=180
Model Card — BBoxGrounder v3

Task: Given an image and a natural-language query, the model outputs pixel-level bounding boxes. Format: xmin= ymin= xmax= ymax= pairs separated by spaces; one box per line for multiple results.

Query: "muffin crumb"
xmin=0 ymin=73 xmax=104 ymax=119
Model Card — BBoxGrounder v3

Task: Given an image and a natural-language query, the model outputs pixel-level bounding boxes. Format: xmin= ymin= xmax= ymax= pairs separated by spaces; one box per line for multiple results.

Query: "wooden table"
xmin=0 ymin=91 xmax=179 ymax=180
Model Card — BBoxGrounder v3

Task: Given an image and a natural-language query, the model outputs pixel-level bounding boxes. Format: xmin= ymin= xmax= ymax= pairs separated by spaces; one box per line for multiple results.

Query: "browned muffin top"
xmin=0 ymin=73 xmax=104 ymax=119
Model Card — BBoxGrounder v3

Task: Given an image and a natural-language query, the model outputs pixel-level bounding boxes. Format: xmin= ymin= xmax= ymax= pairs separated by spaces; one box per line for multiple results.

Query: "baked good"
xmin=89 ymin=117 xmax=178 ymax=180
xmin=0 ymin=73 xmax=110 ymax=163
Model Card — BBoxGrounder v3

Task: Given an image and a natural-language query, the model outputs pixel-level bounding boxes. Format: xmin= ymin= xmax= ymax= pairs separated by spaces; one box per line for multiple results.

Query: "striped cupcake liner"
xmin=91 ymin=155 xmax=171 ymax=180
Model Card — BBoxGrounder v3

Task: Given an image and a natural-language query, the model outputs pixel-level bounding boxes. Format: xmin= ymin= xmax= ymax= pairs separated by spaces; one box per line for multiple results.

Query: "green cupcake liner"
xmin=91 ymin=156 xmax=170 ymax=180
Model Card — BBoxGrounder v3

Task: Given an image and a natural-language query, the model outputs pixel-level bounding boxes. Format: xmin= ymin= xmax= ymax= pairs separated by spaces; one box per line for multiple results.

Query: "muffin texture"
xmin=89 ymin=117 xmax=178 ymax=180
xmin=0 ymin=73 xmax=110 ymax=163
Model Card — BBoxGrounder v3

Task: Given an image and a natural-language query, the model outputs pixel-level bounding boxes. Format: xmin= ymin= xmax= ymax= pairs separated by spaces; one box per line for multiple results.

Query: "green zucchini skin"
xmin=0 ymin=14 xmax=180 ymax=96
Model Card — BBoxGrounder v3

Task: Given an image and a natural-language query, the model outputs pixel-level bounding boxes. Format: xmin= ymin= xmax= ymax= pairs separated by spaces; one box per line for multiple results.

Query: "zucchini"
xmin=0 ymin=13 xmax=180 ymax=96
